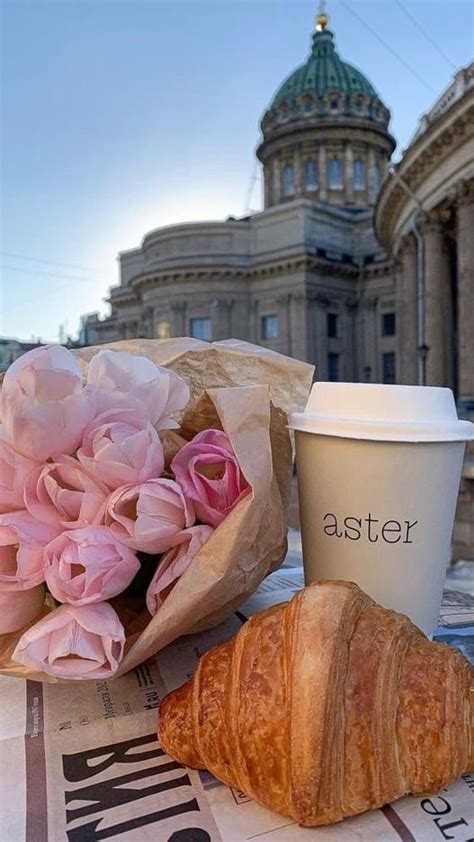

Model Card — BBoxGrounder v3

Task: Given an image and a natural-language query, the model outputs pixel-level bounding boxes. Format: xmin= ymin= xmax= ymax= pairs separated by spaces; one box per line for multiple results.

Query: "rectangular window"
xmin=190 ymin=317 xmax=212 ymax=341
xmin=382 ymin=312 xmax=396 ymax=336
xmin=327 ymin=158 xmax=343 ymax=190
xmin=282 ymin=164 xmax=294 ymax=197
xmin=327 ymin=312 xmax=338 ymax=338
xmin=156 ymin=320 xmax=171 ymax=339
xmin=353 ymin=159 xmax=366 ymax=191
xmin=261 ymin=314 xmax=278 ymax=340
xmin=304 ymin=159 xmax=318 ymax=191
xmin=328 ymin=352 xmax=339 ymax=382
xmin=382 ymin=352 xmax=396 ymax=384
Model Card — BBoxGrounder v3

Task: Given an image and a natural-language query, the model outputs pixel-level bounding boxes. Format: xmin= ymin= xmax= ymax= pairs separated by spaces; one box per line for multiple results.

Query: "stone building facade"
xmin=81 ymin=13 xmax=474 ymax=557
xmin=375 ymin=62 xmax=474 ymax=561
xmin=83 ymin=14 xmax=399 ymax=387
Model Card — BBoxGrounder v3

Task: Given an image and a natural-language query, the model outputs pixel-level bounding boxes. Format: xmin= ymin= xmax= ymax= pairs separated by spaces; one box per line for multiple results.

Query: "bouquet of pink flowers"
xmin=0 ymin=338 xmax=312 ymax=681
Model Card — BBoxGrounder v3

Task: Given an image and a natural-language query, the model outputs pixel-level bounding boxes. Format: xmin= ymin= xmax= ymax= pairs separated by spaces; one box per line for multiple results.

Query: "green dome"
xmin=272 ymin=29 xmax=378 ymax=105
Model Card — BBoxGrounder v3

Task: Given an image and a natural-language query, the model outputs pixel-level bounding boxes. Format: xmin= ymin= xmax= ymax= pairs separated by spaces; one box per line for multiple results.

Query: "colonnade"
xmin=396 ymin=179 xmax=474 ymax=405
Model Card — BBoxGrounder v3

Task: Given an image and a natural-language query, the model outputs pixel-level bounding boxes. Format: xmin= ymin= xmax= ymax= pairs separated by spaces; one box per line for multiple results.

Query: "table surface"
xmin=1 ymin=552 xmax=473 ymax=842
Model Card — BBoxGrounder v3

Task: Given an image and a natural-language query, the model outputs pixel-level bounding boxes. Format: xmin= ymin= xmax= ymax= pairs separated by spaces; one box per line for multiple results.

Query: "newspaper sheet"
xmin=1 ymin=567 xmax=473 ymax=842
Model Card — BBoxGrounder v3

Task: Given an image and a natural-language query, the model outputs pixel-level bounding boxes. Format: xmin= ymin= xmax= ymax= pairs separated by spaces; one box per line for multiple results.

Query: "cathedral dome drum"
xmin=257 ymin=13 xmax=395 ymax=209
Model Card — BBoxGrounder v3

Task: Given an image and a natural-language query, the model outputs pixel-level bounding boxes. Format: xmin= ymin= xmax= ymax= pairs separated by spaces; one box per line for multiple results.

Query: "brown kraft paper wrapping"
xmin=0 ymin=338 xmax=314 ymax=681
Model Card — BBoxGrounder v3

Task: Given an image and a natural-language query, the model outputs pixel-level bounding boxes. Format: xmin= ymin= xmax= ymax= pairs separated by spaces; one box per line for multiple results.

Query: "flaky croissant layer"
xmin=158 ymin=580 xmax=473 ymax=827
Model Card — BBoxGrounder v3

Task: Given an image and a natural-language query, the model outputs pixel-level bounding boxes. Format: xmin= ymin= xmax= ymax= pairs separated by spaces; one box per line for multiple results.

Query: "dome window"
xmin=328 ymin=157 xmax=343 ymax=190
xmin=282 ymin=163 xmax=295 ymax=197
xmin=303 ymin=96 xmax=312 ymax=112
xmin=330 ymin=97 xmax=339 ymax=111
xmin=353 ymin=159 xmax=366 ymax=191
xmin=355 ymin=97 xmax=364 ymax=112
xmin=304 ymin=160 xmax=318 ymax=191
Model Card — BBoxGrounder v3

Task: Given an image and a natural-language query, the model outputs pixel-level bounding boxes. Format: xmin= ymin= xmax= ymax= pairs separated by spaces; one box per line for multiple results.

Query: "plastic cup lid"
xmin=288 ymin=382 xmax=474 ymax=442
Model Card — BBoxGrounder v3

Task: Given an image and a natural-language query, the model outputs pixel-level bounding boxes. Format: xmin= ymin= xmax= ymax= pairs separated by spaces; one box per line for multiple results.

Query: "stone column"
xmin=294 ymin=146 xmax=302 ymax=196
xmin=212 ymin=298 xmax=234 ymax=341
xmin=291 ymin=291 xmax=308 ymax=361
xmin=344 ymin=143 xmax=354 ymax=204
xmin=422 ymin=212 xmax=452 ymax=386
xmin=318 ymin=145 xmax=327 ymax=202
xmin=170 ymin=301 xmax=186 ymax=336
xmin=361 ymin=295 xmax=378 ymax=381
xmin=264 ymin=162 xmax=273 ymax=208
xmin=140 ymin=307 xmax=153 ymax=339
xmin=310 ymin=292 xmax=330 ymax=377
xmin=397 ymin=234 xmax=418 ymax=384
xmin=305 ymin=290 xmax=318 ymax=366
xmin=252 ymin=298 xmax=260 ymax=344
xmin=344 ymin=297 xmax=358 ymax=379
xmin=367 ymin=147 xmax=377 ymax=205
xmin=276 ymin=293 xmax=293 ymax=356
xmin=456 ymin=179 xmax=474 ymax=408
xmin=272 ymin=159 xmax=281 ymax=205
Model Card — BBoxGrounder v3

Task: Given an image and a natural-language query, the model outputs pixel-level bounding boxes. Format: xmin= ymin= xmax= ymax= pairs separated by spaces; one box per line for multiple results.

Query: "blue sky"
xmin=1 ymin=0 xmax=473 ymax=343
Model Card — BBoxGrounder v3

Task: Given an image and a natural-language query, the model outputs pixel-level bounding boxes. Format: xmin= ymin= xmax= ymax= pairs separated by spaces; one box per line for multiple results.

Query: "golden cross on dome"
xmin=316 ymin=0 xmax=329 ymax=31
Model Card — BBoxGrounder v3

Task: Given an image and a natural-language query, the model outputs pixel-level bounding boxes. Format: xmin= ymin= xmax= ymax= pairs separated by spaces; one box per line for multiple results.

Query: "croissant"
xmin=158 ymin=580 xmax=473 ymax=827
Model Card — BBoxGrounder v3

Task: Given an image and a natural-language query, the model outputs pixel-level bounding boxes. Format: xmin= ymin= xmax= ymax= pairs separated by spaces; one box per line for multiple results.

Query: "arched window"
xmin=328 ymin=157 xmax=343 ymax=190
xmin=353 ymin=159 xmax=366 ymax=191
xmin=282 ymin=164 xmax=295 ymax=197
xmin=304 ymin=159 xmax=318 ymax=191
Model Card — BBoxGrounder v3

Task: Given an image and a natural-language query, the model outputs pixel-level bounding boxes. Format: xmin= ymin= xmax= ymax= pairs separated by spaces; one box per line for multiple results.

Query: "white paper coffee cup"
xmin=289 ymin=383 xmax=474 ymax=636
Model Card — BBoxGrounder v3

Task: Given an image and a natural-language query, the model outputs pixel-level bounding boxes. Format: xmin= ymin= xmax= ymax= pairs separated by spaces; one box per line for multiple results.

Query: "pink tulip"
xmin=146 ymin=524 xmax=213 ymax=615
xmin=106 ymin=478 xmax=195 ymax=554
xmin=0 ymin=585 xmax=45 ymax=634
xmin=24 ymin=455 xmax=108 ymax=530
xmin=0 ymin=510 xmax=59 ymax=589
xmin=12 ymin=602 xmax=125 ymax=679
xmin=44 ymin=526 xmax=140 ymax=605
xmin=1 ymin=345 xmax=93 ymax=461
xmin=77 ymin=409 xmax=164 ymax=490
xmin=171 ymin=429 xmax=250 ymax=527
xmin=86 ymin=350 xmax=189 ymax=431
xmin=0 ymin=431 xmax=39 ymax=512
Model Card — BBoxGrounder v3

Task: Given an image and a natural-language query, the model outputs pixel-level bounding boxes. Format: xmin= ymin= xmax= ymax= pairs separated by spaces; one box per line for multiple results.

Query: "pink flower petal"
xmin=106 ymin=478 xmax=195 ymax=554
xmin=44 ymin=526 xmax=140 ymax=605
xmin=171 ymin=429 xmax=250 ymax=527
xmin=12 ymin=602 xmax=125 ymax=679
xmin=146 ymin=525 xmax=213 ymax=614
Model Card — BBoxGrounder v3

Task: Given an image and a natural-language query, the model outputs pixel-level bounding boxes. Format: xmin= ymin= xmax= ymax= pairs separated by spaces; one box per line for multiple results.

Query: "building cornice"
xmin=257 ymin=120 xmax=395 ymax=162
xmin=360 ymin=259 xmax=395 ymax=280
xmin=113 ymin=251 xmax=361 ymax=300
xmin=375 ymin=90 xmax=474 ymax=250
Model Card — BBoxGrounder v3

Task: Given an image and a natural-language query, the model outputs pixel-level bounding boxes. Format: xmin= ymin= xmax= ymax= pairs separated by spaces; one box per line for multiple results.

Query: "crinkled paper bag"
xmin=0 ymin=338 xmax=313 ymax=680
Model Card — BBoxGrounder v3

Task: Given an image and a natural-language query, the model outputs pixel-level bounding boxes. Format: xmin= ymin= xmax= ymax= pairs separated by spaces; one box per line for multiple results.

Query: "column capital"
xmin=419 ymin=208 xmax=444 ymax=235
xmin=170 ymin=301 xmax=186 ymax=314
xmin=344 ymin=296 xmax=358 ymax=311
xmin=307 ymin=289 xmax=330 ymax=307
xmin=275 ymin=292 xmax=292 ymax=307
xmin=397 ymin=231 xmax=417 ymax=257
xmin=211 ymin=297 xmax=234 ymax=311
xmin=362 ymin=295 xmax=378 ymax=311
xmin=456 ymin=177 xmax=474 ymax=209
xmin=291 ymin=291 xmax=307 ymax=304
